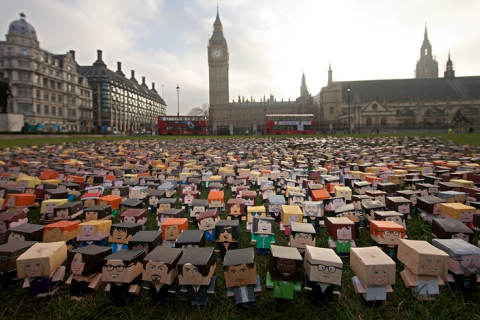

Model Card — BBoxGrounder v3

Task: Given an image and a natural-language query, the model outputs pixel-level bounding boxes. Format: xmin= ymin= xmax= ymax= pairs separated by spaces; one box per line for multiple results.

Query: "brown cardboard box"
xmin=350 ymin=246 xmax=395 ymax=286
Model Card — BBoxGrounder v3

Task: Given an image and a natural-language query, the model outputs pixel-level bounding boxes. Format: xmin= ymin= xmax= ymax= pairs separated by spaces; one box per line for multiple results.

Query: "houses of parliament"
xmin=208 ymin=11 xmax=480 ymax=134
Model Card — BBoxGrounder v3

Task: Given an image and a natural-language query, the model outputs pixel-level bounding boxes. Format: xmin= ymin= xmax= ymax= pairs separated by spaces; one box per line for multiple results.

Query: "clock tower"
xmin=208 ymin=8 xmax=229 ymax=134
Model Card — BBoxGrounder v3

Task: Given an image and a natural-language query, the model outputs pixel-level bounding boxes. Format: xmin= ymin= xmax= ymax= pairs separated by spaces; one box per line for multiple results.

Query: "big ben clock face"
xmin=212 ymin=49 xmax=223 ymax=59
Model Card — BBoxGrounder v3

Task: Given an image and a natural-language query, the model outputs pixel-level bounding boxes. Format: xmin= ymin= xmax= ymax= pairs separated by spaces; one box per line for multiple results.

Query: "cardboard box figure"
xmin=280 ymin=205 xmax=303 ymax=236
xmin=302 ymin=201 xmax=324 ymax=229
xmin=251 ymin=216 xmax=276 ymax=255
xmin=120 ymin=208 xmax=148 ymax=229
xmin=161 ymin=218 xmax=188 ymax=248
xmin=324 ymin=197 xmax=346 ymax=217
xmin=289 ymin=192 xmax=306 ymax=206
xmin=224 ymin=247 xmax=261 ymax=306
xmin=142 ymin=246 xmax=183 ymax=305
xmin=0 ymin=241 xmax=36 ymax=291
xmin=157 ymin=208 xmax=183 ymax=229
xmin=432 ymin=238 xmax=480 ymax=294
xmin=196 ymin=209 xmax=220 ymax=242
xmin=289 ymin=222 xmax=316 ymax=254
xmin=370 ymin=220 xmax=405 ymax=260
xmin=53 ymin=201 xmax=83 ymax=221
xmin=350 ymin=247 xmax=395 ymax=306
xmin=175 ymin=230 xmax=206 ymax=252
xmin=110 ymin=186 xmax=129 ymax=202
xmin=431 ymin=218 xmax=474 ymax=244
xmin=178 ymin=247 xmax=216 ymax=306
xmin=16 ymin=242 xmax=67 ymax=297
xmin=6 ymin=223 xmax=44 ymax=243
xmin=398 ymin=239 xmax=449 ymax=301
xmin=129 ymin=186 xmax=149 ymax=200
xmin=227 ymin=198 xmax=245 ymax=221
xmin=128 ymin=231 xmax=162 ymax=254
xmin=77 ymin=220 xmax=112 ymax=248
xmin=83 ymin=205 xmax=112 ymax=222
xmin=102 ymin=249 xmax=146 ymax=306
xmin=214 ymin=220 xmax=240 ymax=257
xmin=188 ymin=199 xmax=208 ymax=224
xmin=335 ymin=186 xmax=352 ymax=202
xmin=440 ymin=203 xmax=475 ymax=228
xmin=246 ymin=206 xmax=266 ymax=232
xmin=385 ymin=196 xmax=412 ymax=217
xmin=81 ymin=192 xmax=102 ymax=209
xmin=207 ymin=190 xmax=224 ymax=213
xmin=361 ymin=200 xmax=386 ymax=222
xmin=303 ymin=246 xmax=342 ymax=305
xmin=0 ymin=210 xmax=28 ymax=242
xmin=268 ymin=195 xmax=286 ymax=221
xmin=374 ymin=211 xmax=406 ymax=230
xmin=109 ymin=222 xmax=142 ymax=253
xmin=266 ymin=245 xmax=303 ymax=300
xmin=118 ymin=199 xmax=144 ymax=216
xmin=40 ymin=199 xmax=68 ymax=222
xmin=66 ymin=245 xmax=112 ymax=300
xmin=417 ymin=196 xmax=446 ymax=222
xmin=326 ymin=217 xmax=356 ymax=257
xmin=43 ymin=221 xmax=79 ymax=249
xmin=437 ymin=191 xmax=467 ymax=204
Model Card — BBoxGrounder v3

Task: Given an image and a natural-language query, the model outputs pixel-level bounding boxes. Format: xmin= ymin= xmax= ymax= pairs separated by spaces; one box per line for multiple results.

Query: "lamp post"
xmin=264 ymin=101 xmax=267 ymax=135
xmin=176 ymin=84 xmax=180 ymax=135
xmin=347 ymin=85 xmax=351 ymax=134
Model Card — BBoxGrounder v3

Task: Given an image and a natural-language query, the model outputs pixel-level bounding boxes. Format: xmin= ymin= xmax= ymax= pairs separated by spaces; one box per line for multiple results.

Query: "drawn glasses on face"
xmin=104 ymin=263 xmax=135 ymax=272
xmin=307 ymin=260 xmax=341 ymax=273
xmin=382 ymin=230 xmax=404 ymax=236
xmin=293 ymin=233 xmax=311 ymax=240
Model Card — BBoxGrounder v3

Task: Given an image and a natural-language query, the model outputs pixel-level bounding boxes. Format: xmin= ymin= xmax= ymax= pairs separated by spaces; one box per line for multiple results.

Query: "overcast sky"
xmin=2 ymin=0 xmax=480 ymax=114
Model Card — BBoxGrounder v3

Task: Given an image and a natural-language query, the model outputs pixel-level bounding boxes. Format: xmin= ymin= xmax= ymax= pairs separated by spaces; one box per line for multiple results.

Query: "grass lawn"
xmin=1 ymin=133 xmax=480 ymax=319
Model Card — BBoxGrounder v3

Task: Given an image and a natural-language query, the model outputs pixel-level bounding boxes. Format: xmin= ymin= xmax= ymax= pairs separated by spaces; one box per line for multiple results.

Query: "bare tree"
xmin=188 ymin=103 xmax=209 ymax=121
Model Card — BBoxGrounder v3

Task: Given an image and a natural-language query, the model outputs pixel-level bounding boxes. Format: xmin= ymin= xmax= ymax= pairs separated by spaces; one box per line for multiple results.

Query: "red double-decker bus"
xmin=157 ymin=115 xmax=208 ymax=135
xmin=264 ymin=114 xmax=316 ymax=135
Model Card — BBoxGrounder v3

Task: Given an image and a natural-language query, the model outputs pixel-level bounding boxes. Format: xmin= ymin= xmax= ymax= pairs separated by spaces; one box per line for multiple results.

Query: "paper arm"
xmin=266 ymin=271 xmax=274 ymax=289
xmin=207 ymin=276 xmax=216 ymax=294
xmin=352 ymin=276 xmax=366 ymax=294
xmin=254 ymin=274 xmax=262 ymax=293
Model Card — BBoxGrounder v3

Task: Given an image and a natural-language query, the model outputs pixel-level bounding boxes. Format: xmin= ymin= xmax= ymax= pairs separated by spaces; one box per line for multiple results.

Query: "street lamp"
xmin=176 ymin=84 xmax=180 ymax=135
xmin=347 ymin=85 xmax=351 ymax=134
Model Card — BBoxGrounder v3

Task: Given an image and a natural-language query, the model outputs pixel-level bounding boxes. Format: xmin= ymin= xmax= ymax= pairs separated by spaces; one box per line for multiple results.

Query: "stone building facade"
xmin=0 ymin=13 xmax=94 ymax=132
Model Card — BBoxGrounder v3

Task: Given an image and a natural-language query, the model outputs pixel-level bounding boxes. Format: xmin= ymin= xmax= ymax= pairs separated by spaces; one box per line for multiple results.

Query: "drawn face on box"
xmin=111 ymin=188 xmax=121 ymax=197
xmin=81 ymin=224 xmax=96 ymax=239
xmin=144 ymin=261 xmax=172 ymax=284
xmin=103 ymin=259 xmax=131 ymax=282
xmin=229 ymin=204 xmax=241 ymax=216
xmin=0 ymin=221 xmax=6 ymax=234
xmin=111 ymin=227 xmax=130 ymax=243
xmin=225 ymin=263 xmax=252 ymax=287
xmin=86 ymin=177 xmax=94 ymax=185
xmin=371 ymin=265 xmax=391 ymax=285
xmin=8 ymin=232 xmax=25 ymax=242
xmin=270 ymin=204 xmax=281 ymax=213
xmin=454 ymin=194 xmax=466 ymax=204
xmin=286 ymin=214 xmax=299 ymax=226
xmin=84 ymin=198 xmax=96 ymax=207
xmin=263 ymin=190 xmax=274 ymax=199
xmin=159 ymin=203 xmax=171 ymax=211
xmin=56 ymin=208 xmax=69 ymax=220
xmin=6 ymin=196 xmax=16 ymax=207
xmin=385 ymin=216 xmax=405 ymax=228
xmin=71 ymin=253 xmax=85 ymax=276
xmin=165 ymin=225 xmax=179 ymax=241
xmin=198 ymin=217 xmax=217 ymax=231
xmin=44 ymin=227 xmax=63 ymax=242
xmin=459 ymin=255 xmax=480 ymax=274
xmin=114 ymin=180 xmax=123 ymax=187
xmin=410 ymin=193 xmax=417 ymax=206
xmin=398 ymin=203 xmax=410 ymax=214
xmin=217 ymin=227 xmax=236 ymax=242
xmin=452 ymin=233 xmax=469 ymax=242
xmin=257 ymin=219 xmax=272 ymax=235
xmin=423 ymin=258 xmax=444 ymax=276
xmin=433 ymin=203 xmax=442 ymax=215
xmin=182 ymin=263 xmax=204 ymax=285
xmin=460 ymin=210 xmax=474 ymax=223
xmin=337 ymin=226 xmax=353 ymax=240
xmin=158 ymin=215 xmax=169 ymax=226
xmin=291 ymin=196 xmax=304 ymax=206
xmin=304 ymin=203 xmax=321 ymax=217
xmin=243 ymin=198 xmax=254 ymax=206
xmin=307 ymin=259 xmax=342 ymax=284
xmin=291 ymin=232 xmax=315 ymax=249
xmin=44 ymin=193 xmax=52 ymax=200
xmin=85 ymin=211 xmax=99 ymax=221
xmin=428 ymin=187 xmax=438 ymax=196
xmin=275 ymin=258 xmax=296 ymax=281
xmin=24 ymin=258 xmax=44 ymax=279
xmin=130 ymin=189 xmax=140 ymax=198
xmin=191 ymin=206 xmax=205 ymax=218
xmin=377 ymin=229 xmax=404 ymax=246
xmin=184 ymin=194 xmax=194 ymax=204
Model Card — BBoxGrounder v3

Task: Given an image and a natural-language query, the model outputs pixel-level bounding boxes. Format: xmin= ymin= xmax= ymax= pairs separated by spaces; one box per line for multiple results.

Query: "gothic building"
xmin=0 ymin=13 xmax=94 ymax=132
xmin=208 ymin=9 xmax=313 ymax=135
xmin=318 ymin=28 xmax=480 ymax=133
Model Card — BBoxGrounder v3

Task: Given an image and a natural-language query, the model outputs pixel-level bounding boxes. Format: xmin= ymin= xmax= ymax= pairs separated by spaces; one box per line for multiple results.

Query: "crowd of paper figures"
xmin=1 ymin=136 xmax=480 ymax=307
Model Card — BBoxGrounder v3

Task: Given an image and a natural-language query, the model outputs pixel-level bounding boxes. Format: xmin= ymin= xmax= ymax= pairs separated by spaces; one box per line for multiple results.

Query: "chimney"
xmin=116 ymin=62 xmax=125 ymax=76
xmin=69 ymin=50 xmax=76 ymax=61
xmin=141 ymin=76 xmax=148 ymax=88
xmin=130 ymin=70 xmax=137 ymax=82
xmin=93 ymin=49 xmax=106 ymax=66
xmin=151 ymin=82 xmax=157 ymax=93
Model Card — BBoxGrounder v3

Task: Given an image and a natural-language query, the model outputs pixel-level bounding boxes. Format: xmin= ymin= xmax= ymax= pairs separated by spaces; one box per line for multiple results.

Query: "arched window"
xmin=381 ymin=118 xmax=386 ymax=126
xmin=329 ymin=107 xmax=334 ymax=115
xmin=366 ymin=118 xmax=372 ymax=126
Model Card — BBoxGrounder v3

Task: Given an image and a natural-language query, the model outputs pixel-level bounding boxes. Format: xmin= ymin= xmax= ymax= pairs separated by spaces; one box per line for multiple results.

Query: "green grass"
xmin=2 ymin=134 xmax=480 ymax=319
xmin=2 ymin=186 xmax=480 ymax=320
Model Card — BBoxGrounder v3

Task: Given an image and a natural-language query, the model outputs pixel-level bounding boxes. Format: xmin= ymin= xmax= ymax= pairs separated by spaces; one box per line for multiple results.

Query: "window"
xmin=329 ymin=107 xmax=334 ymax=115
xmin=21 ymin=49 xmax=28 ymax=56
xmin=18 ymin=60 xmax=29 ymax=67
xmin=35 ymin=75 xmax=40 ymax=83
xmin=18 ymin=88 xmax=31 ymax=98
xmin=36 ymin=89 xmax=40 ymax=98
xmin=36 ymin=104 xmax=41 ymax=114
xmin=57 ymin=82 xmax=62 ymax=90
xmin=381 ymin=118 xmax=386 ymax=126
xmin=51 ymin=94 xmax=55 ymax=101
xmin=44 ymin=106 xmax=49 ymax=115
xmin=58 ymin=107 xmax=63 ymax=116
xmin=372 ymin=104 xmax=378 ymax=110
xmin=18 ymin=103 xmax=32 ymax=113
xmin=51 ymin=106 xmax=56 ymax=116
xmin=43 ymin=92 xmax=48 ymax=100
xmin=19 ymin=72 xmax=30 ymax=82
xmin=366 ymin=118 xmax=372 ymax=126
xmin=57 ymin=94 xmax=62 ymax=102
